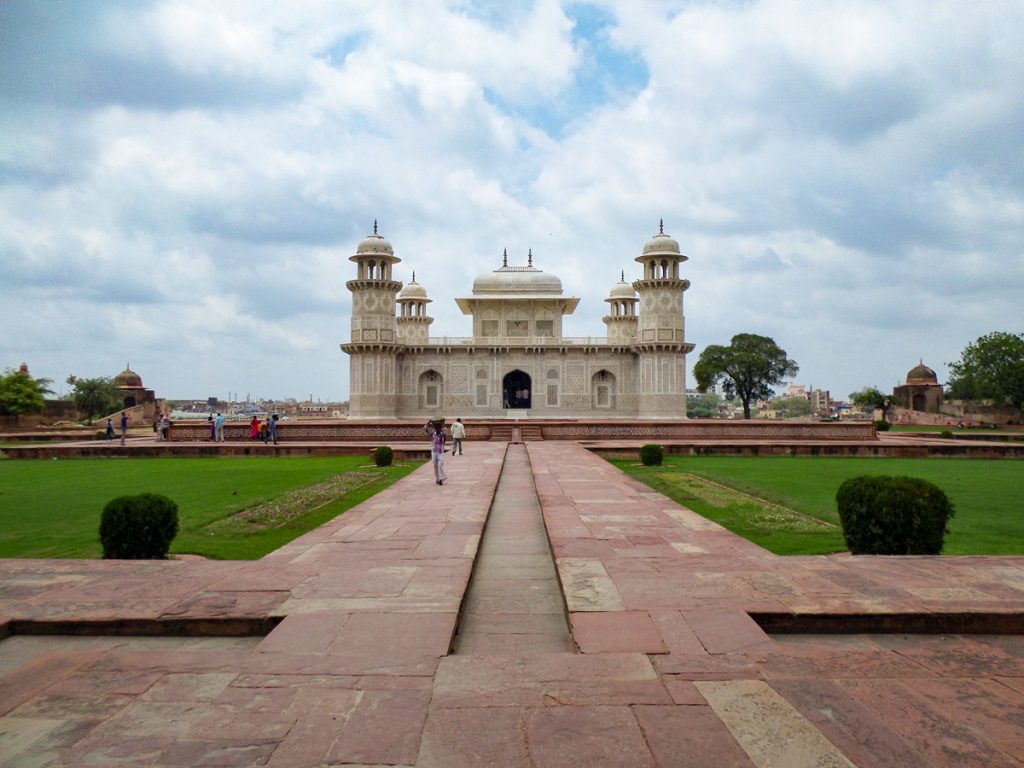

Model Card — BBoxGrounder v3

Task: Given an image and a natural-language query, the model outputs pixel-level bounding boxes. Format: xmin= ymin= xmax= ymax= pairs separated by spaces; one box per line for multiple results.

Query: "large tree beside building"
xmin=0 ymin=368 xmax=53 ymax=415
xmin=850 ymin=386 xmax=895 ymax=424
xmin=693 ymin=333 xmax=799 ymax=419
xmin=70 ymin=377 xmax=121 ymax=424
xmin=947 ymin=331 xmax=1024 ymax=416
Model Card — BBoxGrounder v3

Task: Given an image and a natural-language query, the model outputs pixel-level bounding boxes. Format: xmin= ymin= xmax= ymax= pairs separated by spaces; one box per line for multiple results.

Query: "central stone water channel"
xmin=451 ymin=443 xmax=574 ymax=654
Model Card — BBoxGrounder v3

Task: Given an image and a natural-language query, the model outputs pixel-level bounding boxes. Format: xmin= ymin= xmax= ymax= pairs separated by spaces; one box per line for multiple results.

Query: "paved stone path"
xmin=1 ymin=441 xmax=1023 ymax=766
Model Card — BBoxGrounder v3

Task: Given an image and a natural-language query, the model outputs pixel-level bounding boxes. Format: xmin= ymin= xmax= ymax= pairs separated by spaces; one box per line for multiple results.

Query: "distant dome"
xmin=608 ymin=277 xmax=636 ymax=300
xmin=353 ymin=221 xmax=395 ymax=259
xmin=906 ymin=361 xmax=938 ymax=385
xmin=399 ymin=277 xmax=428 ymax=299
xmin=356 ymin=233 xmax=393 ymax=257
xmin=642 ymin=232 xmax=682 ymax=258
xmin=473 ymin=265 xmax=562 ymax=295
xmin=115 ymin=366 xmax=143 ymax=388
xmin=640 ymin=220 xmax=684 ymax=259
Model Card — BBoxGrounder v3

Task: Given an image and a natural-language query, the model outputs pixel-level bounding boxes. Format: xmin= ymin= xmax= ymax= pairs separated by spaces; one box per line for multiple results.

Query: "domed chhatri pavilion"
xmin=113 ymin=364 xmax=163 ymax=422
xmin=893 ymin=360 xmax=944 ymax=413
xmin=341 ymin=221 xmax=695 ymax=419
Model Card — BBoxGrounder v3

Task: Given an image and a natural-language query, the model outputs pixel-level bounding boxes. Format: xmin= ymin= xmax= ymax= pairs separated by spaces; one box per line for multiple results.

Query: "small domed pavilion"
xmin=893 ymin=360 xmax=944 ymax=413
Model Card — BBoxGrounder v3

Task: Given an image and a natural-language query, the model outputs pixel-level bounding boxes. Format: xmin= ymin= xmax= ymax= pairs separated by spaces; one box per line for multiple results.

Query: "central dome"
xmin=472 ymin=265 xmax=563 ymax=295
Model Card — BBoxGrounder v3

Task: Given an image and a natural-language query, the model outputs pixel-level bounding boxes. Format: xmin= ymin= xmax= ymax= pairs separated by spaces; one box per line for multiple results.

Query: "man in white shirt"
xmin=450 ymin=417 xmax=466 ymax=456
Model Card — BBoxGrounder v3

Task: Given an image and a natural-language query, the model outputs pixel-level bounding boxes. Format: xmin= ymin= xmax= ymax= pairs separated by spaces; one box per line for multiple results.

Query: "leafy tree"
xmin=686 ymin=392 xmax=722 ymax=418
xmin=947 ymin=332 xmax=1024 ymax=416
xmin=71 ymin=377 xmax=121 ymax=424
xmin=0 ymin=368 xmax=54 ymax=415
xmin=769 ymin=395 xmax=813 ymax=418
xmin=693 ymin=333 xmax=799 ymax=419
xmin=850 ymin=386 xmax=895 ymax=423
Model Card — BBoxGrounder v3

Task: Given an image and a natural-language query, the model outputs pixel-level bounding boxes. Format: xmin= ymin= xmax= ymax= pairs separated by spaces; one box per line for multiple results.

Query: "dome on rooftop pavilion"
xmin=472 ymin=264 xmax=562 ymax=295
xmin=608 ymin=277 xmax=637 ymax=300
xmin=399 ymin=277 xmax=428 ymax=300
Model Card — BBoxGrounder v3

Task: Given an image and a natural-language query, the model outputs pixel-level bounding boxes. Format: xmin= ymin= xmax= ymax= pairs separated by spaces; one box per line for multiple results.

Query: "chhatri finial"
xmin=621 ymin=270 xmax=625 ymax=282
xmin=527 ymin=248 xmax=533 ymax=267
xmin=373 ymin=219 xmax=378 ymax=235
xmin=411 ymin=270 xmax=416 ymax=283
xmin=502 ymin=248 xmax=508 ymax=267
xmin=659 ymin=218 xmax=664 ymax=235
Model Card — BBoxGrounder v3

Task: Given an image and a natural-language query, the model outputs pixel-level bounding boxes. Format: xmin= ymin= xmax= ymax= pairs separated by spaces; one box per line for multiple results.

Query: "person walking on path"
xmin=208 ymin=415 xmax=215 ymax=441
xmin=214 ymin=412 xmax=225 ymax=442
xmin=450 ymin=417 xmax=466 ymax=456
xmin=265 ymin=414 xmax=279 ymax=445
xmin=424 ymin=419 xmax=448 ymax=485
xmin=249 ymin=415 xmax=260 ymax=440
xmin=119 ymin=411 xmax=128 ymax=446
xmin=158 ymin=414 xmax=170 ymax=441
xmin=105 ymin=418 xmax=115 ymax=440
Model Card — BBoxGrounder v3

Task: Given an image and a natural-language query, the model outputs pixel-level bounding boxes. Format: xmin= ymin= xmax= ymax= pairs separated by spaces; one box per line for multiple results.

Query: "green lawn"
xmin=0 ymin=457 xmax=419 ymax=560
xmin=612 ymin=456 xmax=1024 ymax=556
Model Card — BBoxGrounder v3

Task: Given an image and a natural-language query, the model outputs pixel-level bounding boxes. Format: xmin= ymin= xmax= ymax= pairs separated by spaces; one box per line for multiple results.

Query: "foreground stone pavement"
xmin=0 ymin=441 xmax=1022 ymax=766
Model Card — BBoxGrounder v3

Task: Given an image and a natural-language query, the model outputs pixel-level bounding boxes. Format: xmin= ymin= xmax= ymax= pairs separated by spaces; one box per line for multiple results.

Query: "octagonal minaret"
xmin=603 ymin=271 xmax=639 ymax=346
xmin=396 ymin=272 xmax=433 ymax=345
xmin=632 ymin=220 xmax=695 ymax=418
xmin=341 ymin=221 xmax=404 ymax=418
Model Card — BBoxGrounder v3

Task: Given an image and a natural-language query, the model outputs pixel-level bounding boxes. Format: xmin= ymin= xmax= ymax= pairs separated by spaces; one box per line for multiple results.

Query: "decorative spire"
xmin=528 ymin=248 xmax=533 ymax=267
xmin=411 ymin=270 xmax=416 ymax=283
xmin=621 ymin=270 xmax=625 ymax=282
xmin=659 ymin=218 xmax=664 ymax=235
xmin=502 ymin=248 xmax=508 ymax=267
xmin=373 ymin=219 xmax=378 ymax=235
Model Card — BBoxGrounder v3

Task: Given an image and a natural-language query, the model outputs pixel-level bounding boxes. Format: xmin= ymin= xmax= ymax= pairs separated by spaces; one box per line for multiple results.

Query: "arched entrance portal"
xmin=502 ymin=370 xmax=532 ymax=409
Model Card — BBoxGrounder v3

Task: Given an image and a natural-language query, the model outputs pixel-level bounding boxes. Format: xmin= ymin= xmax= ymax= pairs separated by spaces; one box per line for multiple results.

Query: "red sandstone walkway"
xmin=1 ymin=441 xmax=1023 ymax=766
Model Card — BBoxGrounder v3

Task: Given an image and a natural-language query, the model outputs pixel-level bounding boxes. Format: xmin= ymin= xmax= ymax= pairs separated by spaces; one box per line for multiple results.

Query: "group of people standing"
xmin=424 ymin=417 xmax=465 ymax=486
xmin=248 ymin=414 xmax=279 ymax=445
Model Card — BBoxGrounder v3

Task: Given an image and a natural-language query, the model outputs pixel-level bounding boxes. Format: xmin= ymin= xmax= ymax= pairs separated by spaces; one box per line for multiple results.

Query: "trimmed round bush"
xmin=639 ymin=444 xmax=664 ymax=466
xmin=373 ymin=445 xmax=394 ymax=467
xmin=836 ymin=475 xmax=954 ymax=555
xmin=873 ymin=419 xmax=891 ymax=432
xmin=99 ymin=493 xmax=179 ymax=559
xmin=939 ymin=429 xmax=954 ymax=439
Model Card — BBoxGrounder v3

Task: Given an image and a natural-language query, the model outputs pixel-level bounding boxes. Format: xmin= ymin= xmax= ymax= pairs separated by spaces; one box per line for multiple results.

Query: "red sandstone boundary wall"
xmin=167 ymin=419 xmax=876 ymax=443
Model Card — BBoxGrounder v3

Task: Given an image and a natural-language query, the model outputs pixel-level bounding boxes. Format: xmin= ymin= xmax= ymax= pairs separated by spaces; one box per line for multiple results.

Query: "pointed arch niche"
xmin=592 ymin=369 xmax=616 ymax=409
xmin=418 ymin=369 xmax=443 ymax=410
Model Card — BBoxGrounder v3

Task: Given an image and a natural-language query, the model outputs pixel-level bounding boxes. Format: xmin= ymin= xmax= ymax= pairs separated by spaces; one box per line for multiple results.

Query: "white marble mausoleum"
xmin=341 ymin=222 xmax=695 ymax=419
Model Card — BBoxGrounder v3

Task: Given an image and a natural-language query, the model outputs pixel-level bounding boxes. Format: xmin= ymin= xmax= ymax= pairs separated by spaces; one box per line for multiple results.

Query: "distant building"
xmin=114 ymin=365 xmax=164 ymax=422
xmin=810 ymin=389 xmax=832 ymax=418
xmin=341 ymin=222 xmax=695 ymax=419
xmin=893 ymin=361 xmax=944 ymax=413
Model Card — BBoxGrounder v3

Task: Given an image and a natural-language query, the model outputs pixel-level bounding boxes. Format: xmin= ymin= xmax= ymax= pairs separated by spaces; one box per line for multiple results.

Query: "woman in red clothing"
xmin=249 ymin=415 xmax=261 ymax=440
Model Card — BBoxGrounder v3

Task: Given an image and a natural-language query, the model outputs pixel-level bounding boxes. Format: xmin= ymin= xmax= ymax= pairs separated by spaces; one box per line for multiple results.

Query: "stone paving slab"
xmin=1 ymin=439 xmax=1023 ymax=766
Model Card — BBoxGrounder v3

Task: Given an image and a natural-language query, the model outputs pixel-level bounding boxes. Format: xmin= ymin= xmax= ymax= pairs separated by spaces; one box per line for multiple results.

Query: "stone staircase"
xmin=520 ymin=424 xmax=544 ymax=441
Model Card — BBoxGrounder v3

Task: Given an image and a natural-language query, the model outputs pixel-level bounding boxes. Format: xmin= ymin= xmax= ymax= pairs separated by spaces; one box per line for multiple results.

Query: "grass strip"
xmin=613 ymin=455 xmax=1024 ymax=556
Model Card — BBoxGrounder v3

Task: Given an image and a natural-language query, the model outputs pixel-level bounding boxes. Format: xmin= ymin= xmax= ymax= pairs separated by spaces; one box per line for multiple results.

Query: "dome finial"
xmin=659 ymin=218 xmax=664 ymax=235
xmin=502 ymin=248 xmax=508 ymax=268
xmin=528 ymin=248 xmax=533 ymax=267
xmin=373 ymin=219 xmax=378 ymax=235
xmin=411 ymin=270 xmax=416 ymax=283
xmin=621 ymin=270 xmax=625 ymax=282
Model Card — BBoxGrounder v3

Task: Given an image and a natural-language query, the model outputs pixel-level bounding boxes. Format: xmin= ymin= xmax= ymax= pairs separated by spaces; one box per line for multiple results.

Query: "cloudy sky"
xmin=2 ymin=0 xmax=1021 ymax=403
